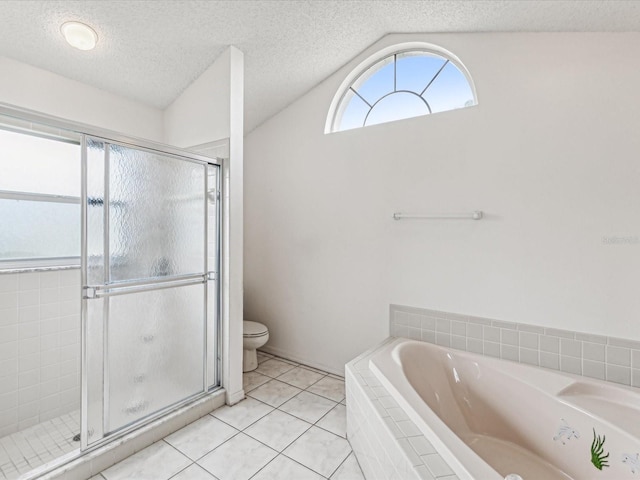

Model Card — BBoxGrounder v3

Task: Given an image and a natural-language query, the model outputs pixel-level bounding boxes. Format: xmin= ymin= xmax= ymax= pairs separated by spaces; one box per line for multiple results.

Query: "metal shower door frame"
xmin=79 ymin=134 xmax=222 ymax=450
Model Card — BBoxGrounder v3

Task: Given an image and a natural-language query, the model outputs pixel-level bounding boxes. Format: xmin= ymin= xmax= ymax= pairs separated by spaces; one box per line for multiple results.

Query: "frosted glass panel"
xmin=86 ymin=139 xmax=106 ymax=285
xmin=0 ymin=127 xmax=80 ymax=196
xmin=106 ymin=283 xmax=204 ymax=433
xmin=82 ymin=136 xmax=217 ymax=447
xmin=109 ymin=144 xmax=205 ymax=282
xmin=84 ymin=295 xmax=105 ymax=445
xmin=0 ymin=199 xmax=79 ymax=260
xmin=86 ymin=139 xmax=206 ymax=284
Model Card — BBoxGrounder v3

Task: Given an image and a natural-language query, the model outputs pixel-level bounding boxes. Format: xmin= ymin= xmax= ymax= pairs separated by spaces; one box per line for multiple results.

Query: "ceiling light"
xmin=61 ymin=21 xmax=98 ymax=51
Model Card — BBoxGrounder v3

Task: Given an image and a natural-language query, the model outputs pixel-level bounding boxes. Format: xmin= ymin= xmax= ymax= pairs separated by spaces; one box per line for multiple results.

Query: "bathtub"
xmin=369 ymin=339 xmax=640 ymax=480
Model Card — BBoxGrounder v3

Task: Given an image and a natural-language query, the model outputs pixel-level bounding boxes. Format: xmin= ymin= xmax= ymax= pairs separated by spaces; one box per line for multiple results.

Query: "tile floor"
xmin=92 ymin=352 xmax=365 ymax=480
xmin=0 ymin=411 xmax=80 ymax=480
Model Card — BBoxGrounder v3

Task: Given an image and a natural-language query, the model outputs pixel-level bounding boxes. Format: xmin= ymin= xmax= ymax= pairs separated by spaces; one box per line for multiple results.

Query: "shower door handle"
xmin=83 ymin=273 xmax=209 ymax=299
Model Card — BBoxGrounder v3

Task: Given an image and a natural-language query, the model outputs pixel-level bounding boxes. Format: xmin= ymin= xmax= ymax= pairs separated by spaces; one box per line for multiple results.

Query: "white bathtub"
xmin=370 ymin=339 xmax=640 ymax=480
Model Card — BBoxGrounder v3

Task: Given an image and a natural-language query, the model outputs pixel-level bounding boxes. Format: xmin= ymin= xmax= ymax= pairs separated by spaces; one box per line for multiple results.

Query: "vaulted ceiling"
xmin=0 ymin=1 xmax=638 ymax=132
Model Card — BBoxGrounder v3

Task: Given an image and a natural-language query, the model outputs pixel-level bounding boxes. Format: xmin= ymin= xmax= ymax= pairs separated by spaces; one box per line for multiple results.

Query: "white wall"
xmin=164 ymin=49 xmax=231 ymax=148
xmin=244 ymin=32 xmax=640 ymax=374
xmin=0 ymin=56 xmax=163 ymax=142
xmin=164 ymin=46 xmax=245 ymax=405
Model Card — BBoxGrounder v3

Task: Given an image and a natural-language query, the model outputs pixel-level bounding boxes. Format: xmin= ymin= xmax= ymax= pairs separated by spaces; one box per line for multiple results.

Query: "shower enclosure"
xmin=0 ymin=105 xmax=222 ymax=479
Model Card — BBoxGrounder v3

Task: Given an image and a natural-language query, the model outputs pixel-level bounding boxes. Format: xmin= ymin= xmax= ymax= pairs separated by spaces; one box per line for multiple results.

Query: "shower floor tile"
xmin=97 ymin=354 xmax=364 ymax=480
xmin=0 ymin=410 xmax=80 ymax=480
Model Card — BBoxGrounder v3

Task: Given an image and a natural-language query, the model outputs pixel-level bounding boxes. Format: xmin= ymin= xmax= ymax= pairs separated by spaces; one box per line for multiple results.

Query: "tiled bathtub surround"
xmin=390 ymin=304 xmax=640 ymax=387
xmin=0 ymin=269 xmax=81 ymax=436
xmin=346 ymin=339 xmax=458 ymax=480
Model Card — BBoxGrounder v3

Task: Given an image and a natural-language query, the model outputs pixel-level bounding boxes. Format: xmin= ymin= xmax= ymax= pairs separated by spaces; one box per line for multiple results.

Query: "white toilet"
xmin=243 ymin=321 xmax=269 ymax=372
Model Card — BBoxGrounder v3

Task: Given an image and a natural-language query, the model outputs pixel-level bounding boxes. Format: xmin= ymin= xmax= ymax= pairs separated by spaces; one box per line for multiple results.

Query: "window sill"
xmin=0 ymin=260 xmax=80 ymax=274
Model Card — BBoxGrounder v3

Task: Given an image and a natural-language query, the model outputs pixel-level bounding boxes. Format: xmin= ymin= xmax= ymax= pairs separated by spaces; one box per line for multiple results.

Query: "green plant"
xmin=591 ymin=429 xmax=609 ymax=470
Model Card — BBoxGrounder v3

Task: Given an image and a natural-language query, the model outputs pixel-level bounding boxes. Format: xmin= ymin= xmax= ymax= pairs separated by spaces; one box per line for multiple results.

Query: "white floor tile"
xmin=283 ymin=426 xmax=351 ymax=477
xmin=330 ymin=453 xmax=365 ymax=480
xmin=255 ymin=359 xmax=297 ymax=378
xmin=256 ymin=352 xmax=273 ymax=364
xmin=317 ymin=404 xmax=346 ymax=438
xmin=164 ymin=416 xmax=238 ymax=461
xmin=276 ymin=366 xmax=325 ymax=389
xmin=171 ymin=464 xmax=218 ymax=480
xmin=244 ymin=410 xmax=312 ymax=452
xmin=307 ymin=377 xmax=345 ymax=402
xmin=252 ymin=454 xmax=324 ymax=480
xmin=279 ymin=391 xmax=336 ymax=424
xmin=101 ymin=441 xmax=191 ymax=480
xmin=247 ymin=379 xmax=301 ymax=407
xmin=242 ymin=371 xmax=270 ymax=393
xmin=198 ymin=433 xmax=276 ymax=480
xmin=211 ymin=397 xmax=273 ymax=430
xmin=88 ymin=357 xmax=354 ymax=480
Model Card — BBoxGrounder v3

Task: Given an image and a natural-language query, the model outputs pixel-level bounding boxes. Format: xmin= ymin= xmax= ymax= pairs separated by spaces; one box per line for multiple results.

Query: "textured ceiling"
xmin=0 ymin=1 xmax=639 ymax=132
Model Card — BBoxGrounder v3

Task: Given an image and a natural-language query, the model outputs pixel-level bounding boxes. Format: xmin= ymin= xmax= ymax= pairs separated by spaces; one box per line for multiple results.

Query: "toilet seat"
xmin=244 ymin=321 xmax=268 ymax=338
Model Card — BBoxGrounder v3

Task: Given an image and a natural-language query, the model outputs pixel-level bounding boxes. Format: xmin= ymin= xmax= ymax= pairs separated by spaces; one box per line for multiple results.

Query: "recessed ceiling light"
xmin=61 ymin=21 xmax=98 ymax=51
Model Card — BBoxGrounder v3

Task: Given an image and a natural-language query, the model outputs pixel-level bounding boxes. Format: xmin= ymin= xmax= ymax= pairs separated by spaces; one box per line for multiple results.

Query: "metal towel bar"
xmin=393 ymin=211 xmax=483 ymax=220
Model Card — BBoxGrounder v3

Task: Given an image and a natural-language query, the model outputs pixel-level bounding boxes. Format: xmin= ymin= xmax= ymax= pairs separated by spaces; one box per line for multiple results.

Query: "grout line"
xmin=166 ymin=460 xmax=196 ymax=479
xmin=312 ymin=422 xmax=346 ymax=440
xmin=327 ymin=450 xmax=351 ymax=479
xmin=209 ymin=406 xmax=274 ymax=433
xmin=242 ymin=419 xmax=312 ymax=455
xmin=181 ymin=430 xmax=242 ymax=465
xmin=280 ymin=451 xmax=330 ymax=479
xmin=97 ymin=361 xmax=353 ymax=480
xmin=245 ymin=452 xmax=279 ymax=480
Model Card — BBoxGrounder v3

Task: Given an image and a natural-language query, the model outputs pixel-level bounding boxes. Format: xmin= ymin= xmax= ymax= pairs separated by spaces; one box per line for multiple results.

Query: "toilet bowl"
xmin=243 ymin=321 xmax=269 ymax=372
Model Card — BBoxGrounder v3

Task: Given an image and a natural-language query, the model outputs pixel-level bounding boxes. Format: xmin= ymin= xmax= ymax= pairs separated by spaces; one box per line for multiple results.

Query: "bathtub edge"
xmin=346 ymin=337 xmax=459 ymax=480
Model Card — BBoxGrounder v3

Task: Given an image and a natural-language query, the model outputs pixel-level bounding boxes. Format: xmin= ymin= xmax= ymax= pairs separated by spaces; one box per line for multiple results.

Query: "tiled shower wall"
xmin=390 ymin=304 xmax=640 ymax=388
xmin=0 ymin=269 xmax=81 ymax=437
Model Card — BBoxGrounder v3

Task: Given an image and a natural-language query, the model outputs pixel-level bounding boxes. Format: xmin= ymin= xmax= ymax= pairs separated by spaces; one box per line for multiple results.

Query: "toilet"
xmin=243 ymin=321 xmax=269 ymax=372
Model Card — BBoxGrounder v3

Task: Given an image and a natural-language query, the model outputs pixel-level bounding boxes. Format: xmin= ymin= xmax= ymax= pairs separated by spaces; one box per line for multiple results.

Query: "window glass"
xmin=422 ymin=62 xmax=475 ymax=113
xmin=331 ymin=48 xmax=476 ymax=132
xmin=352 ymin=58 xmax=395 ymax=105
xmin=338 ymin=89 xmax=371 ymax=132
xmin=0 ymin=128 xmax=80 ymax=196
xmin=396 ymin=53 xmax=446 ymax=94
xmin=0 ymin=125 xmax=80 ymax=267
xmin=365 ymin=92 xmax=429 ymax=127
xmin=0 ymin=199 xmax=80 ymax=261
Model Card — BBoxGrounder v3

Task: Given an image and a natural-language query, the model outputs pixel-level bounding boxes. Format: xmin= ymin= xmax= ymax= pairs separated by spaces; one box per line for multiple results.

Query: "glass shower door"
xmin=81 ymin=137 xmax=218 ymax=448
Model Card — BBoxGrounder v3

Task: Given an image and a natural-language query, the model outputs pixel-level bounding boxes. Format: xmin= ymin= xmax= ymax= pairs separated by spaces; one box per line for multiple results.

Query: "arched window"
xmin=326 ymin=44 xmax=477 ymax=133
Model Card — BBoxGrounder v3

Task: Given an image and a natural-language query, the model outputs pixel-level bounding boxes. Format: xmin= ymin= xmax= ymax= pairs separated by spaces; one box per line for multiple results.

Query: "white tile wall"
xmin=346 ymin=340 xmax=459 ymax=480
xmin=390 ymin=304 xmax=640 ymax=389
xmin=0 ymin=269 xmax=81 ymax=436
